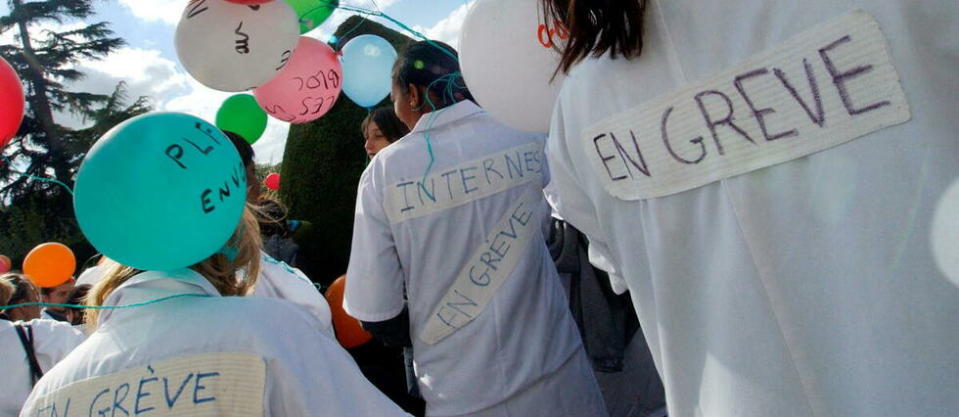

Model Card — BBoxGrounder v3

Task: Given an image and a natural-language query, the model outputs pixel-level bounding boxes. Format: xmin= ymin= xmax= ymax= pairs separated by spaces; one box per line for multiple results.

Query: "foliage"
xmin=280 ymin=16 xmax=412 ymax=285
xmin=0 ymin=0 xmax=148 ymax=267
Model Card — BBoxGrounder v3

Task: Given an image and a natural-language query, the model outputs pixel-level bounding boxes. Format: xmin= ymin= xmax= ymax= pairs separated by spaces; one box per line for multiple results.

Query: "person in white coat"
xmin=541 ymin=0 xmax=959 ymax=416
xmin=1 ymin=274 xmax=85 ymax=416
xmin=344 ymin=40 xmax=606 ymax=417
xmin=19 ymin=208 xmax=410 ymax=417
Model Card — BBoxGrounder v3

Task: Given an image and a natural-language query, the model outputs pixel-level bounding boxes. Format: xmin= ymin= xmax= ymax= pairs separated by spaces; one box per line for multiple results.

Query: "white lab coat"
xmin=345 ymin=100 xmax=605 ymax=416
xmin=0 ymin=319 xmax=85 ymax=416
xmin=252 ymin=252 xmax=333 ymax=337
xmin=77 ymin=254 xmax=334 ymax=337
xmin=545 ymin=1 xmax=959 ymax=416
xmin=19 ymin=269 xmax=410 ymax=417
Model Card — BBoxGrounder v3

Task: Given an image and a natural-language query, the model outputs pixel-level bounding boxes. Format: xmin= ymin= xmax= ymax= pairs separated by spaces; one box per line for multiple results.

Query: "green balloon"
xmin=286 ymin=0 xmax=339 ymax=34
xmin=216 ymin=94 xmax=268 ymax=144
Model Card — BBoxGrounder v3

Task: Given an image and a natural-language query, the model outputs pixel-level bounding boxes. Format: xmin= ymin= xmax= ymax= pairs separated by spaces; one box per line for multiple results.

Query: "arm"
xmin=360 ymin=307 xmax=411 ymax=347
xmin=544 ymin=100 xmax=627 ymax=293
xmin=343 ymin=167 xmax=407 ymax=323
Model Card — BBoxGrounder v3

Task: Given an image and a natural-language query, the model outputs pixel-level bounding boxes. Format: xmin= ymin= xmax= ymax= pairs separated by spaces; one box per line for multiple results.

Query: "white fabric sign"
xmin=385 ymin=142 xmax=545 ymax=224
xmin=419 ymin=188 xmax=541 ymax=344
xmin=583 ymin=10 xmax=910 ymax=200
xmin=25 ymin=353 xmax=265 ymax=417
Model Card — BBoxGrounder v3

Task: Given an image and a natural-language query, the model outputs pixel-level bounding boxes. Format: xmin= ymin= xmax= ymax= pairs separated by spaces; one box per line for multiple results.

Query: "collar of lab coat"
xmin=98 ymin=269 xmax=219 ymax=325
xmin=409 ymin=99 xmax=484 ymax=135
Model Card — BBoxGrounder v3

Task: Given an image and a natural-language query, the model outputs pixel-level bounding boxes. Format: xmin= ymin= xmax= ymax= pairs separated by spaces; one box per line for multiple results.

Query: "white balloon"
xmin=932 ymin=178 xmax=959 ymax=287
xmin=460 ymin=0 xmax=567 ymax=133
xmin=175 ymin=0 xmax=300 ymax=92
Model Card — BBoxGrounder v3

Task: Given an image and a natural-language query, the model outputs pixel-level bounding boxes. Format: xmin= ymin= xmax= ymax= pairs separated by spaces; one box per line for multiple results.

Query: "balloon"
xmin=0 ymin=56 xmax=24 ymax=149
xmin=0 ymin=255 xmax=11 ymax=274
xmin=74 ymin=112 xmax=247 ymax=271
xmin=264 ymin=172 xmax=280 ymax=190
xmin=325 ymin=275 xmax=372 ymax=349
xmin=23 ymin=243 xmax=76 ymax=288
xmin=286 ymin=0 xmax=339 ymax=34
xmin=175 ymin=0 xmax=299 ymax=92
xmin=460 ymin=0 xmax=567 ymax=133
xmin=340 ymin=34 xmax=397 ymax=108
xmin=216 ymin=94 xmax=268 ymax=144
xmin=254 ymin=37 xmax=342 ymax=123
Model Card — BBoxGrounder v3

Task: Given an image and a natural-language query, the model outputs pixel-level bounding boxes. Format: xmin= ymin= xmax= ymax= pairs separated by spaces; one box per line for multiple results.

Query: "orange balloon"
xmin=23 ymin=243 xmax=76 ymax=288
xmin=0 ymin=255 xmax=10 ymax=274
xmin=325 ymin=275 xmax=373 ymax=348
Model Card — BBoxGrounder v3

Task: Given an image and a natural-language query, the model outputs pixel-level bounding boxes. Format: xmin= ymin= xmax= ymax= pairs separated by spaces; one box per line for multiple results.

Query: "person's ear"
xmin=408 ymin=83 xmax=422 ymax=112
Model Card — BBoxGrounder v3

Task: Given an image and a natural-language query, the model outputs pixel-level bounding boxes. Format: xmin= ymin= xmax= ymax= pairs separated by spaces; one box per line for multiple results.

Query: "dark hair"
xmin=392 ymin=40 xmax=473 ymax=111
xmin=541 ymin=0 xmax=647 ymax=74
xmin=65 ymin=284 xmax=91 ymax=325
xmin=224 ymin=130 xmax=256 ymax=168
xmin=361 ymin=107 xmax=410 ymax=143
xmin=0 ymin=274 xmax=37 ymax=311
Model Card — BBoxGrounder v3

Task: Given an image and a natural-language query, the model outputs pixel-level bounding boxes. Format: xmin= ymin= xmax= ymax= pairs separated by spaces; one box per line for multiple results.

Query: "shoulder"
xmin=24 ymin=318 xmax=85 ymax=342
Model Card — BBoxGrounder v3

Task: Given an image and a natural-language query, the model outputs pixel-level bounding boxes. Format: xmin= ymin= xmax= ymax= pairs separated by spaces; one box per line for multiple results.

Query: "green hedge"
xmin=280 ymin=17 xmax=413 ymax=287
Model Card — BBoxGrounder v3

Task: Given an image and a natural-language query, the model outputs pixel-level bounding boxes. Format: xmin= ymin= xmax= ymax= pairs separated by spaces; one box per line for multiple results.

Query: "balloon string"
xmin=0 ymin=293 xmax=208 ymax=311
xmin=302 ymin=2 xmax=459 ymax=62
xmin=0 ymin=155 xmax=74 ymax=197
xmin=302 ymin=2 xmax=467 ymax=200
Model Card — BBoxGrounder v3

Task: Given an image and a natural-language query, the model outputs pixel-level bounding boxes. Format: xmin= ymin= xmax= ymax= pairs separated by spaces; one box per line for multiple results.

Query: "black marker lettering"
xmin=735 ymin=68 xmax=798 ymax=141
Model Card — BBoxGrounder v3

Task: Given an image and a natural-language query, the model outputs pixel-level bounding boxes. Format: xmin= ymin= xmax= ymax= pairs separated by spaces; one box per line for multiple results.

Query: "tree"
xmin=0 ymin=0 xmax=149 ymax=267
xmin=280 ymin=16 xmax=413 ymax=285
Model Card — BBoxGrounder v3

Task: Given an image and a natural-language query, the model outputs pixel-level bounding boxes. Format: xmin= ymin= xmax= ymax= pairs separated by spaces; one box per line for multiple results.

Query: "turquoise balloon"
xmin=340 ymin=35 xmax=397 ymax=108
xmin=74 ymin=112 xmax=247 ymax=271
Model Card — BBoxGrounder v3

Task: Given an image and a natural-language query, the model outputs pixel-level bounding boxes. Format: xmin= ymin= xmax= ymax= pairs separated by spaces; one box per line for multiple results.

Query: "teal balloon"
xmin=74 ymin=112 xmax=247 ymax=271
xmin=216 ymin=94 xmax=267 ymax=144
xmin=286 ymin=0 xmax=339 ymax=34
xmin=340 ymin=35 xmax=397 ymax=108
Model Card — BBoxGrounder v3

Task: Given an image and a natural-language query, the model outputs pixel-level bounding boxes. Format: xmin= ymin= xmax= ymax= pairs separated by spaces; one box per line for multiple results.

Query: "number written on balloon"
xmin=294 ymin=69 xmax=341 ymax=92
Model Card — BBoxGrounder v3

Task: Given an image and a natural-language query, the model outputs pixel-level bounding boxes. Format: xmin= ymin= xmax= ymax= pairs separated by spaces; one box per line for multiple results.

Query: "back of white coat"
xmin=18 ymin=272 xmax=409 ymax=417
xmin=545 ymin=1 xmax=959 ymax=416
xmin=0 ymin=319 xmax=85 ymax=416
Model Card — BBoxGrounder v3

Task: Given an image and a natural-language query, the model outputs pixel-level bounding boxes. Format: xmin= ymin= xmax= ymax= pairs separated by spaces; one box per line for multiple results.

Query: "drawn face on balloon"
xmin=175 ymin=0 xmax=299 ymax=92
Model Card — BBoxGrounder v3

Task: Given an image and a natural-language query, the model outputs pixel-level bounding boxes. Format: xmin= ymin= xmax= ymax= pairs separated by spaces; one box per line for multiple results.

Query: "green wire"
xmin=0 ymin=293 xmax=208 ymax=311
xmin=1 ymin=155 xmax=74 ymax=197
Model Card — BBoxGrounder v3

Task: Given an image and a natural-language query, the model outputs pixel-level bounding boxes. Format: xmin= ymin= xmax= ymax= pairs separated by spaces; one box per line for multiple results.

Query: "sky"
xmin=1 ymin=0 xmax=474 ymax=165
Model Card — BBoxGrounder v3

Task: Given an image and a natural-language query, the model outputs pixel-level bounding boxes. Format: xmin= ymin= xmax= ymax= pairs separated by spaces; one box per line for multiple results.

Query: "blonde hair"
xmin=85 ymin=206 xmax=263 ymax=327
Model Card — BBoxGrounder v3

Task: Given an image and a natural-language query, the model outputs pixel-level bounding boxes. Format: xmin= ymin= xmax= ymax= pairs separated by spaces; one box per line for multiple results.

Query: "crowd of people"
xmin=2 ymin=0 xmax=957 ymax=416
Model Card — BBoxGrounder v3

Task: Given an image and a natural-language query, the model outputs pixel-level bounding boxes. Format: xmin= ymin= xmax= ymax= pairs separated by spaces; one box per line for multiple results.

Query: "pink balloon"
xmin=264 ymin=173 xmax=281 ymax=191
xmin=255 ymin=37 xmax=342 ymax=124
xmin=0 ymin=255 xmax=11 ymax=274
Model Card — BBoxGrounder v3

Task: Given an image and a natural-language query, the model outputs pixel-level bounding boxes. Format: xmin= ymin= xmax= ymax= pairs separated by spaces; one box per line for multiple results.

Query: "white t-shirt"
xmin=0 ymin=319 xmax=85 ymax=416
xmin=545 ymin=1 xmax=959 ymax=416
xmin=344 ymin=100 xmax=583 ymax=416
xmin=19 ymin=269 xmax=410 ymax=417
xmin=252 ymin=252 xmax=333 ymax=337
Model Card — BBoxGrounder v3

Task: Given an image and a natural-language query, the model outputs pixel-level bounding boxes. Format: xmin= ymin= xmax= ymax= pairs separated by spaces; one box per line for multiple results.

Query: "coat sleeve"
xmin=343 ymin=166 xmax=406 ymax=322
xmin=544 ymin=98 xmax=628 ymax=294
